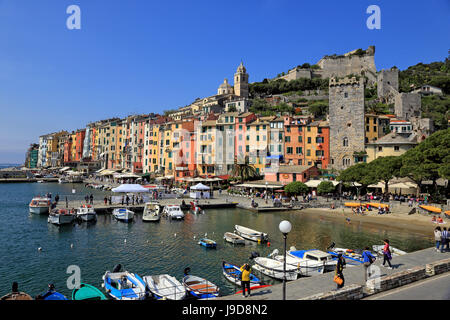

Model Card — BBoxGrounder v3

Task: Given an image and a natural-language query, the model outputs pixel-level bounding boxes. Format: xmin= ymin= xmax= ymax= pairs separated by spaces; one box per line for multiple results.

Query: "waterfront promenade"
xmin=219 ymin=247 xmax=450 ymax=300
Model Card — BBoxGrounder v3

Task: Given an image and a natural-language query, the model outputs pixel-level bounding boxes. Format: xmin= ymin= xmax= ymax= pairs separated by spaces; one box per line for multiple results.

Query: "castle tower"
xmin=234 ymin=62 xmax=249 ymax=98
xmin=377 ymin=68 xmax=399 ymax=103
xmin=328 ymin=76 xmax=366 ymax=170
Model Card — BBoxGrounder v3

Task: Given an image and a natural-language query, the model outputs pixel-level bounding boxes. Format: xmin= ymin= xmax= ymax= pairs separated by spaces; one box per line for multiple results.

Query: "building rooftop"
xmin=274 ymin=165 xmax=315 ymax=174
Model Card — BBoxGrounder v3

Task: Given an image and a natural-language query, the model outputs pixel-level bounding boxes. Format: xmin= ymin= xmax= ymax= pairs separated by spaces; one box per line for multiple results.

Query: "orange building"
xmin=74 ymin=129 xmax=86 ymax=162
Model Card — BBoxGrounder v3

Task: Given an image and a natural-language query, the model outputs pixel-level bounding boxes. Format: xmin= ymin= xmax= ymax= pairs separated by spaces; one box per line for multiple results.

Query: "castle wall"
xmin=394 ymin=93 xmax=421 ymax=120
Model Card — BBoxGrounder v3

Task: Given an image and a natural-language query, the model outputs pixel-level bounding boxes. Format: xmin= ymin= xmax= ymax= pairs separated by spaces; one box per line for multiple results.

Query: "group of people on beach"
xmin=432 ymin=215 xmax=445 ymax=224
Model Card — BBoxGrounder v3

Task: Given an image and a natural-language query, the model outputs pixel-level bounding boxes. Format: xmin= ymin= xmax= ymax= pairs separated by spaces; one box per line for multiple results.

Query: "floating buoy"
xmin=193 ymin=236 xmax=196 ymax=239
xmin=38 ymin=247 xmax=42 ymax=252
xmin=70 ymin=244 xmax=74 ymax=249
xmin=124 ymin=239 xmax=127 ymax=243
xmin=174 ymin=233 xmax=177 ymax=237
xmin=267 ymin=242 xmax=271 ymax=247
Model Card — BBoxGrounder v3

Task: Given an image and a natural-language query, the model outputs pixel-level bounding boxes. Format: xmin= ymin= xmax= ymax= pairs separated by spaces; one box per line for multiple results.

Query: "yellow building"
xmin=365 ymin=132 xmax=418 ymax=162
xmin=197 ymin=119 xmax=217 ymax=176
xmin=247 ymin=117 xmax=272 ymax=175
xmin=365 ymin=114 xmax=391 ymax=143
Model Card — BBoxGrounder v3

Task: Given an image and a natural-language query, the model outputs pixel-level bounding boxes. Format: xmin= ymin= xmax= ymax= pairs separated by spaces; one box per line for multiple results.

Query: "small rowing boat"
xmin=198 ymin=238 xmax=217 ymax=248
xmin=102 ymin=265 xmax=147 ymax=300
xmin=252 ymin=257 xmax=299 ymax=281
xmin=35 ymin=284 xmax=68 ymax=300
xmin=0 ymin=283 xmax=33 ymax=300
xmin=234 ymin=225 xmax=268 ymax=242
xmin=419 ymin=205 xmax=442 ymax=213
xmin=112 ymin=208 xmax=135 ymax=222
xmin=224 ymin=232 xmax=245 ymax=245
xmin=183 ymin=274 xmax=219 ymax=299
xmin=222 ymin=261 xmax=261 ymax=287
xmin=144 ymin=274 xmax=186 ymax=300
xmin=72 ymin=283 xmax=107 ymax=300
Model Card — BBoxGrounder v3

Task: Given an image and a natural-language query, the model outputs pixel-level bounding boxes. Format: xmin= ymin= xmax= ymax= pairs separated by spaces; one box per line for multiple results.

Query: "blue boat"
xmin=327 ymin=248 xmax=365 ymax=266
xmin=198 ymin=238 xmax=217 ymax=248
xmin=36 ymin=284 xmax=68 ymax=300
xmin=222 ymin=261 xmax=261 ymax=287
xmin=102 ymin=265 xmax=147 ymax=300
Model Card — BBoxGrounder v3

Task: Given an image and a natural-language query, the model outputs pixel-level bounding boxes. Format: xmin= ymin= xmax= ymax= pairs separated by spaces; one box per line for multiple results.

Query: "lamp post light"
xmin=279 ymin=220 xmax=292 ymax=300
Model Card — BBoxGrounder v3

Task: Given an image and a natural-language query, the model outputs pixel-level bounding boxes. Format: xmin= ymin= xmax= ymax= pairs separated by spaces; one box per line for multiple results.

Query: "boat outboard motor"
xmin=184 ymin=267 xmax=191 ymax=276
xmin=112 ymin=264 xmax=122 ymax=273
xmin=249 ymin=251 xmax=260 ymax=260
xmin=327 ymin=242 xmax=336 ymax=250
xmin=11 ymin=282 xmax=19 ymax=293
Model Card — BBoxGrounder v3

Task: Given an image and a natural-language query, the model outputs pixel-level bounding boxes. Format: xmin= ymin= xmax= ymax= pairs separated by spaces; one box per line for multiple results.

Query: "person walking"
xmin=89 ymin=194 xmax=93 ymax=205
xmin=126 ymin=195 xmax=130 ymax=206
xmin=382 ymin=239 xmax=393 ymax=269
xmin=434 ymin=227 xmax=442 ymax=252
xmin=240 ymin=263 xmax=252 ymax=297
xmin=104 ymin=196 xmax=107 ymax=205
xmin=334 ymin=253 xmax=346 ymax=290
xmin=440 ymin=227 xmax=448 ymax=253
xmin=362 ymin=247 xmax=376 ymax=282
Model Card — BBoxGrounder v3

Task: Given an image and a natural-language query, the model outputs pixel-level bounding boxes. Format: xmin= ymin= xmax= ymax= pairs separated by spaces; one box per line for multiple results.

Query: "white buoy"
xmin=193 ymin=236 xmax=196 ymax=239
xmin=70 ymin=243 xmax=74 ymax=249
xmin=38 ymin=247 xmax=42 ymax=252
xmin=124 ymin=239 xmax=127 ymax=243
xmin=174 ymin=233 xmax=177 ymax=237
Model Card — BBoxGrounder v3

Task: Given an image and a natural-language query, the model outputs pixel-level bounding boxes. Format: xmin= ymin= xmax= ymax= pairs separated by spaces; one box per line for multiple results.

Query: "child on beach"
xmin=382 ymin=239 xmax=393 ymax=269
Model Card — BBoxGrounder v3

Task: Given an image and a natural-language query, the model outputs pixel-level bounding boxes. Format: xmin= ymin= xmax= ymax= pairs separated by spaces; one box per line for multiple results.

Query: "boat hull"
xmin=78 ymin=213 xmax=97 ymax=222
xmin=222 ymin=261 xmax=261 ymax=287
xmin=224 ymin=232 xmax=245 ymax=245
xmin=234 ymin=225 xmax=268 ymax=242
xmin=48 ymin=214 xmax=75 ymax=225
xmin=113 ymin=209 xmax=134 ymax=222
xmin=103 ymin=271 xmax=147 ymax=300
xmin=253 ymin=258 xmax=298 ymax=281
xmin=144 ymin=275 xmax=186 ymax=300
xmin=183 ymin=275 xmax=219 ymax=299
xmin=29 ymin=206 xmax=50 ymax=215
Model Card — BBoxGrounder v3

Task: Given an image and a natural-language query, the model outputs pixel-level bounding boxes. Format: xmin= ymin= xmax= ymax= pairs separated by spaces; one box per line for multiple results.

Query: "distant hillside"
xmin=399 ymin=58 xmax=450 ymax=94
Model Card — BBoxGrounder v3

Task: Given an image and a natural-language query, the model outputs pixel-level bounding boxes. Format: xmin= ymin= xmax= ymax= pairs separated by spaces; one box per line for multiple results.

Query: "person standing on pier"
xmin=104 ymin=196 xmax=107 ymax=205
xmin=90 ymin=194 xmax=93 ymax=205
xmin=434 ymin=227 xmax=442 ymax=252
xmin=54 ymin=194 xmax=59 ymax=204
xmin=334 ymin=253 xmax=346 ymax=290
xmin=126 ymin=195 xmax=129 ymax=206
xmin=382 ymin=239 xmax=393 ymax=269
xmin=440 ymin=227 xmax=448 ymax=253
xmin=240 ymin=263 xmax=252 ymax=297
xmin=362 ymin=247 xmax=376 ymax=282
xmin=121 ymin=196 xmax=124 ymax=206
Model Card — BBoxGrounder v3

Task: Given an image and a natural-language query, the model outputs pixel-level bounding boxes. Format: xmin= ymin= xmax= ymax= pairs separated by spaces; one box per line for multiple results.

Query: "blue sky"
xmin=0 ymin=0 xmax=449 ymax=163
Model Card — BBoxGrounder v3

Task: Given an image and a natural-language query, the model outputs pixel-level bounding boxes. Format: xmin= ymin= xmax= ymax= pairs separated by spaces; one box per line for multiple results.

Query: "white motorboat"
xmin=48 ymin=209 xmax=76 ymax=226
xmin=29 ymin=197 xmax=51 ymax=214
xmin=102 ymin=266 xmax=147 ymax=300
xmin=163 ymin=205 xmax=184 ymax=220
xmin=252 ymin=257 xmax=299 ymax=281
xmin=58 ymin=177 xmax=69 ymax=184
xmin=286 ymin=248 xmax=337 ymax=273
xmin=372 ymin=245 xmax=407 ymax=257
xmin=142 ymin=202 xmax=161 ymax=222
xmin=113 ymin=208 xmax=134 ymax=222
xmin=144 ymin=274 xmax=186 ymax=300
xmin=272 ymin=252 xmax=325 ymax=277
xmin=223 ymin=232 xmax=245 ymax=245
xmin=76 ymin=205 xmax=97 ymax=222
xmin=234 ymin=225 xmax=268 ymax=242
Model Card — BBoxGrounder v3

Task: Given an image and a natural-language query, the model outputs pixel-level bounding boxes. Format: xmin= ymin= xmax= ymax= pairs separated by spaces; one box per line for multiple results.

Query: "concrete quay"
xmin=218 ymin=248 xmax=450 ymax=300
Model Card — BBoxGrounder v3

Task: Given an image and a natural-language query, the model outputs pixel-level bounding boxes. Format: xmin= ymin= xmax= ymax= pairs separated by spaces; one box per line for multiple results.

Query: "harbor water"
xmin=0 ymin=183 xmax=433 ymax=298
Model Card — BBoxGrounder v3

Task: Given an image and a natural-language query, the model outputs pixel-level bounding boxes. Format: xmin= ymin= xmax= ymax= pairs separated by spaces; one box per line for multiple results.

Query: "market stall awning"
xmin=190 ymin=183 xmax=211 ymax=190
xmin=112 ymin=184 xmax=149 ymax=193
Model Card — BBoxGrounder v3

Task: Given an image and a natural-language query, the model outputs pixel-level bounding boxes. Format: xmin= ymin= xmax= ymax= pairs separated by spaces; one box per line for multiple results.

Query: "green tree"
xmin=399 ymin=128 xmax=450 ymax=195
xmin=284 ymin=181 xmax=309 ymax=196
xmin=337 ymin=163 xmax=377 ymax=198
xmin=368 ymin=156 xmax=402 ymax=195
xmin=231 ymin=156 xmax=259 ymax=184
xmin=317 ymin=181 xmax=335 ymax=202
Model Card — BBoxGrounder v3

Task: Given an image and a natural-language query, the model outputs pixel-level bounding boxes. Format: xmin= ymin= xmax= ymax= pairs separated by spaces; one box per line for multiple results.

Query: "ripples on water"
xmin=0 ymin=183 xmax=433 ymax=298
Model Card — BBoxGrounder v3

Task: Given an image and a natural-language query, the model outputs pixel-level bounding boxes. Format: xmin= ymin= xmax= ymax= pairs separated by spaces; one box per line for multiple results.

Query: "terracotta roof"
xmin=275 ymin=165 xmax=315 ymax=174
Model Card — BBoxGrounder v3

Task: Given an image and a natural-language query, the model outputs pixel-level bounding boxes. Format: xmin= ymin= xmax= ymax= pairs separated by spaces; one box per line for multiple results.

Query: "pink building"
xmin=234 ymin=112 xmax=257 ymax=160
xmin=264 ymin=165 xmax=319 ymax=185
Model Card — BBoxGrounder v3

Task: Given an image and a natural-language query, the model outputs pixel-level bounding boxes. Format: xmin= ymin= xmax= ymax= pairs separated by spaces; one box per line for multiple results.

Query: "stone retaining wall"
xmin=365 ymin=266 xmax=427 ymax=294
xmin=425 ymin=258 xmax=450 ymax=276
xmin=300 ymin=284 xmax=364 ymax=300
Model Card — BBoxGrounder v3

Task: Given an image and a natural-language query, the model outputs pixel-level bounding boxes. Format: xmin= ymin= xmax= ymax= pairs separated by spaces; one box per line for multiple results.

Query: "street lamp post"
xmin=279 ymin=220 xmax=292 ymax=300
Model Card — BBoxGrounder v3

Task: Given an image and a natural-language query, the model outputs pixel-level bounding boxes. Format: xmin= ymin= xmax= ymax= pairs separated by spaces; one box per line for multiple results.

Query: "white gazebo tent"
xmin=112 ymin=184 xmax=149 ymax=193
xmin=190 ymin=183 xmax=210 ymax=199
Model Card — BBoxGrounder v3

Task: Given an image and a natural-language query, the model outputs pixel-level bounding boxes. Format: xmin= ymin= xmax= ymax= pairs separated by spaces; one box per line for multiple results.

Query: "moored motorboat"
xmin=198 ymin=238 xmax=217 ymax=248
xmin=102 ymin=265 xmax=147 ymax=300
xmin=163 ymin=205 xmax=184 ymax=220
xmin=0 ymin=282 xmax=33 ymax=300
xmin=327 ymin=247 xmax=365 ymax=266
xmin=252 ymin=257 xmax=299 ymax=281
xmin=113 ymin=208 xmax=135 ymax=222
xmin=142 ymin=202 xmax=161 ymax=222
xmin=72 ymin=283 xmax=107 ymax=300
xmin=48 ymin=208 xmax=76 ymax=225
xmin=76 ymin=205 xmax=97 ymax=222
xmin=182 ymin=274 xmax=219 ymax=299
xmin=286 ymin=248 xmax=337 ymax=273
xmin=234 ymin=225 xmax=268 ymax=243
xmin=29 ymin=196 xmax=51 ymax=214
xmin=273 ymin=253 xmax=325 ymax=277
xmin=190 ymin=201 xmax=204 ymax=214
xmin=224 ymin=232 xmax=245 ymax=245
xmin=144 ymin=274 xmax=186 ymax=300
xmin=222 ymin=261 xmax=261 ymax=287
